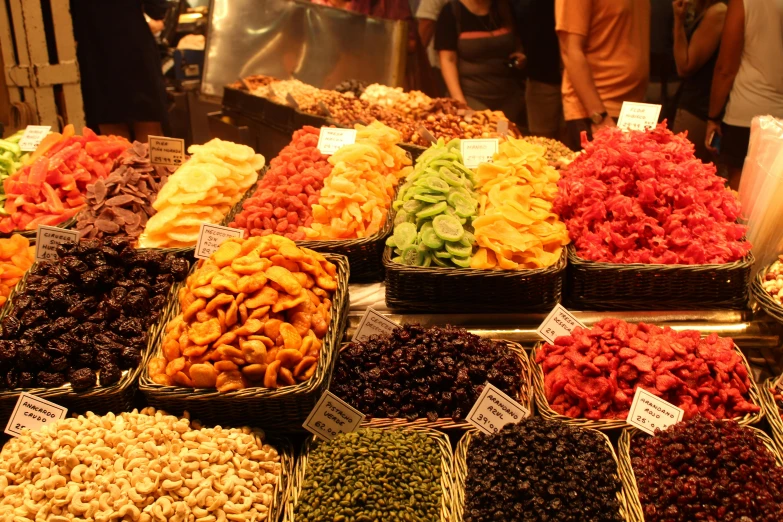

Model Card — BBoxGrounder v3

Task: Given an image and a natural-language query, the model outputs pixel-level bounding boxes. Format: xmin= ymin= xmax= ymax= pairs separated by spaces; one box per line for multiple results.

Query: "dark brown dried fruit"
xmin=69 ymin=368 xmax=97 ymax=390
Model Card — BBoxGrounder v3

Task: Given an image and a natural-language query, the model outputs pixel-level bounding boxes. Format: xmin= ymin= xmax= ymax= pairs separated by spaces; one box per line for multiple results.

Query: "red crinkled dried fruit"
xmin=555 ymin=124 xmax=752 ymax=264
xmin=536 ymin=318 xmax=759 ymax=420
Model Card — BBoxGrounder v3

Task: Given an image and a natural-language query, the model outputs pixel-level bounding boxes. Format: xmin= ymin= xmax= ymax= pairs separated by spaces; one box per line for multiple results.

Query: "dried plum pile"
xmin=630 ymin=417 xmax=783 ymax=521
xmin=463 ymin=418 xmax=623 ymax=522
xmin=331 ymin=324 xmax=524 ymax=421
xmin=0 ymin=237 xmax=189 ymax=391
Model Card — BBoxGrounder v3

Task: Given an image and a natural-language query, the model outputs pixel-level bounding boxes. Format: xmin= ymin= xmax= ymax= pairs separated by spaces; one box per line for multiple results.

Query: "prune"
xmin=95 ymin=349 xmax=118 ymax=368
xmin=124 ymin=293 xmax=149 ymax=315
xmin=99 ymin=364 xmax=122 ymax=386
xmin=86 ymin=251 xmax=107 ymax=268
xmin=48 ymin=264 xmax=72 ymax=281
xmin=48 ymin=356 xmax=69 ymax=373
xmin=76 ymin=239 xmax=102 ymax=255
xmin=10 ymin=294 xmax=34 ymax=316
xmin=37 ymin=371 xmax=66 ymax=388
xmin=50 ymin=317 xmax=77 ymax=336
xmin=69 ymin=368 xmax=97 ymax=390
xmin=80 ymin=270 xmax=99 ymax=290
xmin=170 ymin=258 xmax=189 ymax=280
xmin=73 ymin=351 xmax=94 ymax=367
xmin=5 ymin=368 xmax=19 ymax=388
xmin=120 ymin=347 xmax=142 ymax=368
xmin=110 ymin=286 xmax=128 ymax=301
xmin=17 ymin=344 xmax=51 ymax=370
xmin=128 ymin=267 xmax=148 ymax=281
xmin=55 ymin=242 xmax=77 ymax=257
xmin=94 ymin=264 xmax=116 ymax=285
xmin=116 ymin=318 xmax=143 ymax=337
xmin=1 ymin=316 xmax=20 ymax=337
xmin=0 ymin=340 xmax=17 ymax=362
xmin=18 ymin=371 xmax=34 ymax=387
xmin=103 ymin=236 xmax=131 ymax=252
xmin=63 ymin=256 xmax=88 ymax=273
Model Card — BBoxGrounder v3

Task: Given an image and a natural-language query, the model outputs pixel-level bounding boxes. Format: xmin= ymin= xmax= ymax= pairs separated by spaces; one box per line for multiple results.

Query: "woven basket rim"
xmin=531 ymin=339 xmax=764 ymax=431
xmin=618 ymin=425 xmax=783 ymax=522
xmin=751 ymin=264 xmax=783 ymax=324
xmin=567 ymin=243 xmax=755 ymax=272
xmin=283 ymin=425 xmax=454 ymax=522
xmin=138 ymin=253 xmax=350 ymax=402
xmin=760 ymin=378 xmax=783 ymax=457
xmin=0 ymin=215 xmax=78 ymax=239
xmin=333 ymin=339 xmax=532 ymax=430
xmin=451 ymin=427 xmax=630 ymax=521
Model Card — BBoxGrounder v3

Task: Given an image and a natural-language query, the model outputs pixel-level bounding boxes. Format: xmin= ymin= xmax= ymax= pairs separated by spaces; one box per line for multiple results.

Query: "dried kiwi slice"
xmin=414 ymin=193 xmax=447 ymax=204
xmin=432 ymin=214 xmax=464 ymax=242
xmin=416 ymin=201 xmax=448 ymax=219
xmin=400 ymin=246 xmax=421 ymax=266
xmin=422 ymin=176 xmax=450 ymax=193
xmin=394 ymin=209 xmax=410 ymax=226
xmin=402 ymin=199 xmax=424 ymax=213
xmin=451 ymin=256 xmax=472 ymax=268
xmin=434 ymin=250 xmax=452 ymax=259
xmin=431 ymin=254 xmax=450 ymax=268
xmin=448 ymin=191 xmax=477 ymax=218
xmin=393 ymin=222 xmax=417 ymax=250
xmin=421 ymin=227 xmax=445 ymax=250
xmin=445 ymin=242 xmax=472 ymax=258
xmin=386 ymin=236 xmax=397 ymax=248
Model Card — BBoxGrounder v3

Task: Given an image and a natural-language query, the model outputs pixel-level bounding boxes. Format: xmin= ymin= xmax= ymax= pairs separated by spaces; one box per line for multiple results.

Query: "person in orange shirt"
xmin=556 ymin=0 xmax=651 ymax=150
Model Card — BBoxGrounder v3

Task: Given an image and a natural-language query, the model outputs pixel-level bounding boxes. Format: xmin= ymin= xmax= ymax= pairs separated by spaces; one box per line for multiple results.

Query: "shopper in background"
xmin=671 ymin=0 xmax=728 ymax=163
xmin=70 ymin=0 xmax=170 ymax=141
xmin=514 ymin=0 xmax=562 ymax=139
xmin=706 ymin=0 xmax=783 ymax=189
xmin=649 ymin=0 xmax=679 ymax=121
xmin=555 ymin=0 xmax=650 ymax=150
xmin=415 ymin=0 xmax=450 ymax=96
xmin=435 ymin=0 xmax=526 ymax=124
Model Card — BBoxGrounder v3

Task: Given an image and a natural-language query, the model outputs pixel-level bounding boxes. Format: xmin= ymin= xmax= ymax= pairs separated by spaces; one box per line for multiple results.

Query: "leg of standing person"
xmin=672 ymin=109 xmax=710 ymax=163
xmin=565 ymin=118 xmax=591 ymax=151
xmin=719 ymin=123 xmax=751 ymax=190
xmin=526 ymin=80 xmax=563 ymax=139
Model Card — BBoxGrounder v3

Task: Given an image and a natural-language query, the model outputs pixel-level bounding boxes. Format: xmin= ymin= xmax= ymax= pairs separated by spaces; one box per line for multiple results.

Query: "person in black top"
xmin=435 ymin=0 xmax=526 ymax=124
xmin=672 ymin=0 xmax=728 ymax=162
xmin=70 ymin=0 xmax=170 ymax=141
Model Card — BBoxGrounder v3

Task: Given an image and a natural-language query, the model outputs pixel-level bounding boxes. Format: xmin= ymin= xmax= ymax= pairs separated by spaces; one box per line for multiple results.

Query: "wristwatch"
xmin=590 ymin=111 xmax=608 ymax=125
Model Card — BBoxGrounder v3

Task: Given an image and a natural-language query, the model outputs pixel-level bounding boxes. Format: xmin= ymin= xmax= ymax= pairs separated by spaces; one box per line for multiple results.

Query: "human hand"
xmin=672 ymin=0 xmax=688 ymax=22
xmin=705 ymin=119 xmax=722 ymax=154
xmin=590 ymin=115 xmax=616 ymax=136
xmin=509 ymin=52 xmax=527 ymax=70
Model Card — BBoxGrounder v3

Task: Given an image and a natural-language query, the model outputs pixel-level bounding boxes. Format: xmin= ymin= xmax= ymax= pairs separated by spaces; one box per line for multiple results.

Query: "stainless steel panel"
xmin=203 ymin=0 xmax=406 ymax=98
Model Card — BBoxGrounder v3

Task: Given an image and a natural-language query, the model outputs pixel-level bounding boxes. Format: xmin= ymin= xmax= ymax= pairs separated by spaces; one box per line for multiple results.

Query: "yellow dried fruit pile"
xmin=138 ymin=139 xmax=264 ymax=248
xmin=149 ymin=235 xmax=337 ymax=393
xmin=470 ymin=137 xmax=569 ymax=270
xmin=304 ymin=122 xmax=412 ymax=239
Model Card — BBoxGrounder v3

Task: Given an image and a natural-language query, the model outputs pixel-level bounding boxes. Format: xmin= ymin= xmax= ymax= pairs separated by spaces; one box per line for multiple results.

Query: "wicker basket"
xmin=751 ymin=264 xmax=783 ymax=324
xmin=1 ymin=215 xmax=78 ymax=239
xmin=531 ymin=341 xmax=764 ymax=431
xmin=139 ymin=254 xmax=350 ymax=430
xmin=452 ymin=428 xmax=630 ymax=521
xmin=760 ymin=378 xmax=783 ymax=456
xmin=283 ymin=426 xmax=453 ymax=522
xmin=618 ymin=426 xmax=783 ymax=522
xmin=384 ymin=246 xmax=566 ymax=313
xmin=0 ymin=264 xmax=174 ymax=421
xmin=331 ymin=339 xmax=532 ymax=430
xmin=566 ymin=245 xmax=754 ymax=311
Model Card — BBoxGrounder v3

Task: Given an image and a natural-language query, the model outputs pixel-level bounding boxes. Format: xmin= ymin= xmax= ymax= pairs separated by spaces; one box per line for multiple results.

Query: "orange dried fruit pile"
xmin=471 ymin=137 xmax=569 ymax=270
xmin=304 ymin=122 xmax=412 ymax=239
xmin=0 ymin=234 xmax=34 ymax=306
xmin=149 ymin=235 xmax=338 ymax=393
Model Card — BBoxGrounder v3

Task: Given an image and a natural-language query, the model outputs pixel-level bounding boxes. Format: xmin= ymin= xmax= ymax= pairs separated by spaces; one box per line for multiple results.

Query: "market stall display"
xmin=556 ymin=124 xmax=753 ymax=309
xmin=0 ymin=234 xmax=34 ymax=306
xmin=0 ymin=126 xmax=130 ymax=234
xmin=620 ymin=418 xmax=783 ymax=522
xmin=76 ymin=142 xmax=176 ymax=241
xmin=141 ymin=235 xmax=348 ymax=428
xmin=0 ymin=130 xmax=27 ymax=205
xmin=331 ymin=324 xmax=529 ymax=428
xmin=452 ymin=419 xmax=626 ymax=522
xmin=137 ymin=138 xmax=264 ymax=248
xmin=286 ymin=427 xmax=452 ymax=522
xmin=533 ymin=318 xmax=762 ymax=430
xmin=0 ymin=237 xmax=189 ymax=419
xmin=522 ymin=136 xmax=575 ymax=169
xmin=360 ymin=83 xmax=433 ymax=115
xmin=0 ymin=408 xmax=290 ymax=522
xmin=752 ymin=256 xmax=783 ymax=324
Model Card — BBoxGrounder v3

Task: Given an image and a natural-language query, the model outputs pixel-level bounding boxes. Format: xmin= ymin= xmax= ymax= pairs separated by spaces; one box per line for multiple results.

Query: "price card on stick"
xmin=627 ymin=387 xmax=684 ymax=435
xmin=195 ymin=223 xmax=244 ymax=260
xmin=317 ymin=127 xmax=357 ymax=155
xmin=467 ymin=383 xmax=529 ymax=435
xmin=149 ymin=136 xmax=185 ymax=166
xmin=5 ymin=393 xmax=67 ymax=437
xmin=286 ymin=93 xmax=300 ymax=109
xmin=303 ymin=391 xmax=365 ymax=440
xmin=35 ymin=225 xmax=80 ymax=262
xmin=19 ymin=125 xmax=52 ymax=151
xmin=460 ymin=139 xmax=498 ymax=169
xmin=417 ymin=125 xmax=438 ymax=145
xmin=352 ymin=308 xmax=398 ymax=342
xmin=536 ymin=304 xmax=585 ymax=344
xmin=617 ymin=102 xmax=662 ymax=132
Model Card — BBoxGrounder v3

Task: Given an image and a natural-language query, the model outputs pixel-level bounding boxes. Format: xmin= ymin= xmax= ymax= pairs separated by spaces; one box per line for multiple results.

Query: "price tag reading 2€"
xmin=627 ymin=387 xmax=684 ymax=435
xmin=195 ymin=223 xmax=244 ymax=260
xmin=35 ymin=225 xmax=80 ymax=262
xmin=467 ymin=383 xmax=529 ymax=435
xmin=303 ymin=391 xmax=365 ymax=440
xmin=460 ymin=139 xmax=498 ymax=169
xmin=352 ymin=308 xmax=398 ymax=342
xmin=317 ymin=127 xmax=356 ymax=155
xmin=4 ymin=393 xmax=67 ymax=437
xmin=536 ymin=304 xmax=585 ymax=344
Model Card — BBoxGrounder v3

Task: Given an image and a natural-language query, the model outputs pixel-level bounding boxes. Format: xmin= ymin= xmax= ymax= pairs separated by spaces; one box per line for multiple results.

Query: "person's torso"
xmin=725 ymin=0 xmax=783 ymax=126
xmin=678 ymin=6 xmax=725 ymax=120
xmin=519 ymin=0 xmax=560 ymax=84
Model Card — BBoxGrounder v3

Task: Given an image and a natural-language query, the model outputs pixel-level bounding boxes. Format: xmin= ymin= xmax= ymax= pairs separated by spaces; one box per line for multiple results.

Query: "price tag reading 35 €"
xmin=195 ymin=223 xmax=244 ymax=260
xmin=537 ymin=304 xmax=585 ymax=344
xmin=467 ymin=383 xmax=529 ymax=435
xmin=303 ymin=391 xmax=364 ymax=441
xmin=627 ymin=387 xmax=684 ymax=435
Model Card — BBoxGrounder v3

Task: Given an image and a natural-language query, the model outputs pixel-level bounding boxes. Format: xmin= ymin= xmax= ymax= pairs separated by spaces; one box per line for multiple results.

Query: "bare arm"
xmin=558 ymin=31 xmax=605 ymax=117
xmin=439 ymin=50 xmax=466 ymax=103
xmin=708 ymin=0 xmax=744 ymax=120
xmin=418 ymin=19 xmax=436 ymax=48
xmin=673 ymin=1 xmax=727 ymax=77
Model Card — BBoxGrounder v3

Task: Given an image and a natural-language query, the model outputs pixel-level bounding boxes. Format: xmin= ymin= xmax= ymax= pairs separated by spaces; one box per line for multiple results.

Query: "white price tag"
xmin=352 ymin=308 xmax=398 ymax=342
xmin=195 ymin=223 xmax=244 ymax=260
xmin=35 ymin=225 xmax=80 ymax=262
xmin=617 ymin=102 xmax=662 ymax=132
xmin=317 ymin=127 xmax=357 ymax=155
xmin=149 ymin=135 xmax=185 ymax=166
xmin=627 ymin=387 xmax=684 ymax=436
xmin=536 ymin=304 xmax=585 ymax=344
xmin=303 ymin=391 xmax=365 ymax=440
xmin=19 ymin=125 xmax=52 ymax=151
xmin=467 ymin=383 xmax=529 ymax=435
xmin=460 ymin=139 xmax=498 ymax=169
xmin=5 ymin=393 xmax=67 ymax=437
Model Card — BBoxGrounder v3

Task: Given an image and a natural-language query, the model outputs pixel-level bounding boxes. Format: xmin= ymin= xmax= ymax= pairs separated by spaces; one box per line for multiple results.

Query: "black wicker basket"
xmin=566 ymin=245 xmax=754 ymax=310
xmin=383 ymin=246 xmax=566 ymax=313
xmin=751 ymin=262 xmax=783 ymax=324
xmin=139 ymin=254 xmax=350 ymax=430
